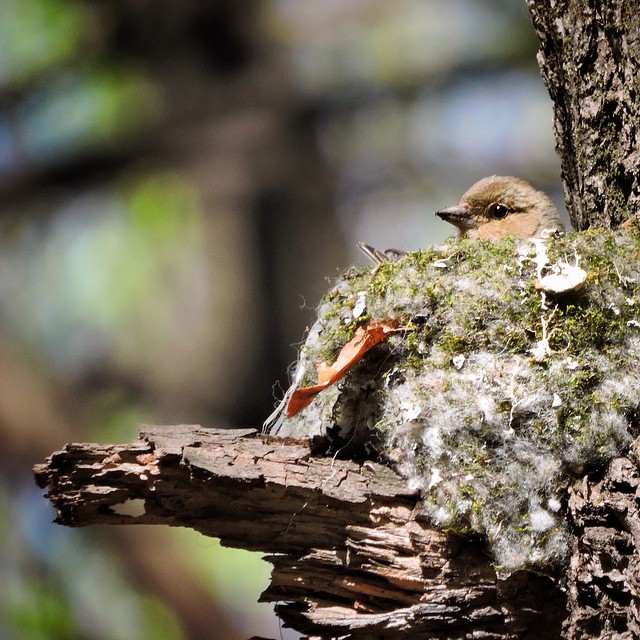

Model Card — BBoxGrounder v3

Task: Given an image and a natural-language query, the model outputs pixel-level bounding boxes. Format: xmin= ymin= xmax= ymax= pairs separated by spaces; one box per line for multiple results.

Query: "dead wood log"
xmin=34 ymin=424 xmax=568 ymax=639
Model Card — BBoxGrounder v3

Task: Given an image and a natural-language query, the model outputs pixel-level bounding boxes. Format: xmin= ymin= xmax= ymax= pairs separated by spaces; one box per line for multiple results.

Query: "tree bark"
xmin=528 ymin=0 xmax=640 ymax=230
xmin=564 ymin=441 xmax=640 ymax=639
xmin=35 ymin=425 xmax=569 ymax=639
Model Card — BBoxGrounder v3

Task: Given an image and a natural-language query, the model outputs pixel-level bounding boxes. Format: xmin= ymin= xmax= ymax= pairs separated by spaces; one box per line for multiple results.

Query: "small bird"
xmin=359 ymin=176 xmax=564 ymax=264
xmin=435 ymin=175 xmax=564 ymax=240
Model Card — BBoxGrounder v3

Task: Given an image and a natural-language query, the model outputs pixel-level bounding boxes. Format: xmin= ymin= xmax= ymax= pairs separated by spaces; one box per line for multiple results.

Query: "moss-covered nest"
xmin=267 ymin=228 xmax=640 ymax=572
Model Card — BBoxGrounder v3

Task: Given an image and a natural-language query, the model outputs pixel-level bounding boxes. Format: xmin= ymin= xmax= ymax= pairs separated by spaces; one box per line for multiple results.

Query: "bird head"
xmin=435 ymin=176 xmax=565 ymax=239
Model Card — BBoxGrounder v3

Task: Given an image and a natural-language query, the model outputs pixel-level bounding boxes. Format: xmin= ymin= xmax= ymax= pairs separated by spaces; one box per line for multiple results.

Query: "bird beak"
xmin=435 ymin=204 xmax=476 ymax=231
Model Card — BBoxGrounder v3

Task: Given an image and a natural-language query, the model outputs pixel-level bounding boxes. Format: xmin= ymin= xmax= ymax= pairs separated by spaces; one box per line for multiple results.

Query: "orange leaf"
xmin=287 ymin=319 xmax=401 ymax=417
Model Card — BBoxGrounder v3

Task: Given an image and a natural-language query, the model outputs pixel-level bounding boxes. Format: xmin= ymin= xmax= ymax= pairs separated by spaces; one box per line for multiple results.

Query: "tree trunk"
xmin=565 ymin=444 xmax=640 ymax=639
xmin=528 ymin=1 xmax=640 ymax=231
xmin=525 ymin=6 xmax=640 ymax=628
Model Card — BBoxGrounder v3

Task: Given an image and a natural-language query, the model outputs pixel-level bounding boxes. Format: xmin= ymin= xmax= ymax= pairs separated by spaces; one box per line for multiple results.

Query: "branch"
xmin=35 ymin=425 xmax=566 ymax=639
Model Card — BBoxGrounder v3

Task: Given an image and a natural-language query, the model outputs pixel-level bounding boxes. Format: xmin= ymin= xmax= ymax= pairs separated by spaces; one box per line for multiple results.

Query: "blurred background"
xmin=0 ymin=1 xmax=563 ymax=638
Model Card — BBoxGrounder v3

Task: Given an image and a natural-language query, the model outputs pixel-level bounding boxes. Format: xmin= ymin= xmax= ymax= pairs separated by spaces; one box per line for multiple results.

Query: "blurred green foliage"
xmin=19 ymin=67 xmax=159 ymax=161
xmin=0 ymin=486 xmax=185 ymax=640
xmin=4 ymin=577 xmax=78 ymax=640
xmin=0 ymin=0 xmax=87 ymax=88
xmin=173 ymin=530 xmax=275 ymax=635
xmin=4 ymin=172 xmax=203 ymax=373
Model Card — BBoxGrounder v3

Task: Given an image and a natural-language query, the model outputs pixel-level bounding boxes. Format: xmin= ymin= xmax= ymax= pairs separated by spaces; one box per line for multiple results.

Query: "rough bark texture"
xmin=565 ymin=439 xmax=640 ymax=639
xmin=528 ymin=1 xmax=640 ymax=230
xmin=34 ymin=425 xmax=567 ymax=640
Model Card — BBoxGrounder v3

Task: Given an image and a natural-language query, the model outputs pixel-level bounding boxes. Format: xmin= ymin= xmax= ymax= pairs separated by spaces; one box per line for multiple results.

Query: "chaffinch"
xmin=359 ymin=176 xmax=564 ymax=264
xmin=435 ymin=175 xmax=564 ymax=240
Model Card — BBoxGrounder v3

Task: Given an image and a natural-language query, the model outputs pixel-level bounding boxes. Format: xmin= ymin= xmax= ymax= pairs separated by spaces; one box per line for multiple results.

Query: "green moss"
xmin=438 ymin=329 xmax=475 ymax=355
xmin=568 ymin=368 xmax=600 ymax=392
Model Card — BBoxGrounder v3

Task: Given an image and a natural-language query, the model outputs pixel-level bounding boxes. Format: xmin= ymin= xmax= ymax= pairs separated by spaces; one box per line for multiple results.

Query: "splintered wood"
xmin=35 ymin=424 xmax=567 ymax=639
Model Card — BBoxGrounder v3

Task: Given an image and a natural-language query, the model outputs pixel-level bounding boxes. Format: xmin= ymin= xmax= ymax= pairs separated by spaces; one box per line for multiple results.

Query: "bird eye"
xmin=489 ymin=203 xmax=509 ymax=220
